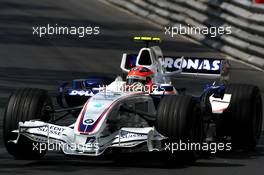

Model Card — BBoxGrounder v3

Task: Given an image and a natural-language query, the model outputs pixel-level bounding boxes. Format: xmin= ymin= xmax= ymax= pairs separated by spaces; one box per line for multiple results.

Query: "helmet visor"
xmin=126 ymin=78 xmax=146 ymax=85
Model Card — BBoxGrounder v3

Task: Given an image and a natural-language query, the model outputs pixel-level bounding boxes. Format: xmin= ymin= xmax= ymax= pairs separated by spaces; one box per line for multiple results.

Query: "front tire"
xmin=3 ymin=88 xmax=53 ymax=159
xmin=156 ymin=95 xmax=203 ymax=165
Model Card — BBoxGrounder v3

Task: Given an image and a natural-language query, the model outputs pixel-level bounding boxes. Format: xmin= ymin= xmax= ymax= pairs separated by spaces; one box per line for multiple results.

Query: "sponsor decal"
xmin=68 ymin=90 xmax=94 ymax=96
xmin=93 ymin=97 xmax=115 ymax=101
xmin=160 ymin=57 xmax=222 ymax=74
xmin=37 ymin=125 xmax=65 ymax=136
xmin=84 ymin=119 xmax=94 ymax=125
xmin=120 ymin=130 xmax=146 ymax=139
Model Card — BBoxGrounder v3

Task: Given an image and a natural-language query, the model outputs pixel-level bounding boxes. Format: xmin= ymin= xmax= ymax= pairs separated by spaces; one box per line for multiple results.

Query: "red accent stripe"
xmin=77 ymin=99 xmax=90 ymax=132
xmin=212 ymin=107 xmax=228 ymax=113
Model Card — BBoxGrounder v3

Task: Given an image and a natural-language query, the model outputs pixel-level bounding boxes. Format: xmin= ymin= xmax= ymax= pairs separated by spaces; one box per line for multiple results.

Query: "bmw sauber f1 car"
xmin=3 ymin=37 xmax=263 ymax=164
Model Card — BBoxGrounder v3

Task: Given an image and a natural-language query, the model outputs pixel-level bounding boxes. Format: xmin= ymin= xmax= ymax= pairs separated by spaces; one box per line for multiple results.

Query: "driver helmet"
xmin=126 ymin=66 xmax=154 ymax=92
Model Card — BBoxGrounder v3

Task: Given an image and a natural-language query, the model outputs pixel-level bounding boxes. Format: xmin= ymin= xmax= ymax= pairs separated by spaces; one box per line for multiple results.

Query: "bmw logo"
xmin=84 ymin=119 xmax=94 ymax=124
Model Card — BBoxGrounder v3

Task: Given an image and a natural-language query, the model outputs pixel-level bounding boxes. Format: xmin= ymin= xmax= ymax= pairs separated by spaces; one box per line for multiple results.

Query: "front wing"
xmin=10 ymin=121 xmax=166 ymax=156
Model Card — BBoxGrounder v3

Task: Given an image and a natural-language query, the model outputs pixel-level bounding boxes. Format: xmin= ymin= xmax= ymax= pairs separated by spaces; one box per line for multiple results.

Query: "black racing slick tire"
xmin=156 ymin=95 xmax=204 ymax=165
xmin=3 ymin=88 xmax=53 ymax=159
xmin=222 ymin=84 xmax=263 ymax=150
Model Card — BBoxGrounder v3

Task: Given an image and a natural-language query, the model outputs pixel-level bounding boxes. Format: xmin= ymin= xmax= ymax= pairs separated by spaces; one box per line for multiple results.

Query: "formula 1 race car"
xmin=3 ymin=37 xmax=263 ymax=165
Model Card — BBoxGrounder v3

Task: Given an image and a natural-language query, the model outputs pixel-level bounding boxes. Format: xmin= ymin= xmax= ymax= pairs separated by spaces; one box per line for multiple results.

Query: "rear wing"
xmin=161 ymin=56 xmax=230 ymax=78
xmin=120 ymin=54 xmax=230 ymax=79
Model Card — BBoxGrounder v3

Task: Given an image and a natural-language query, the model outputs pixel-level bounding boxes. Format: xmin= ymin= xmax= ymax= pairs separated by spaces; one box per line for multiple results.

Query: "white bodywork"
xmin=210 ymin=94 xmax=232 ymax=114
xmin=11 ymin=79 xmax=167 ymax=156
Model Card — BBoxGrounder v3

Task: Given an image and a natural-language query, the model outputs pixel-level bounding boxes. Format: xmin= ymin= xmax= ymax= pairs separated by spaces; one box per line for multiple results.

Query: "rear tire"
xmin=3 ymin=88 xmax=53 ymax=159
xmin=156 ymin=95 xmax=203 ymax=165
xmin=222 ymin=84 xmax=263 ymax=150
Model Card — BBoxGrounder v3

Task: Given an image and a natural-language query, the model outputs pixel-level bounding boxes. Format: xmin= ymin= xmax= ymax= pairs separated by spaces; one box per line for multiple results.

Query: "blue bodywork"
xmin=200 ymin=83 xmax=226 ymax=100
xmin=57 ymin=77 xmax=115 ymax=108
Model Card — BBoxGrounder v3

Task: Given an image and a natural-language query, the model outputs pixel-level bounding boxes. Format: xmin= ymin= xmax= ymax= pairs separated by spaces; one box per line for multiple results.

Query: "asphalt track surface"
xmin=0 ymin=0 xmax=264 ymax=174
